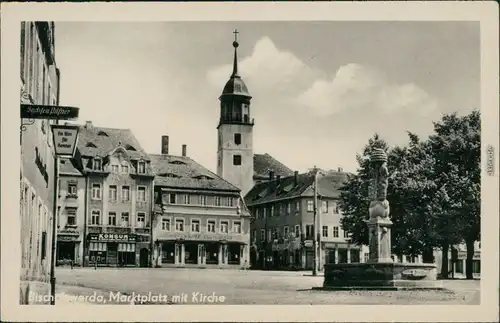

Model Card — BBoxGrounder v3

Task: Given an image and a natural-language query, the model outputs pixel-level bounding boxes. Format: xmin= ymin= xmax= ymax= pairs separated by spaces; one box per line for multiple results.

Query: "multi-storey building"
xmin=20 ymin=22 xmax=60 ymax=291
xmin=57 ymin=121 xmax=155 ymax=267
xmin=150 ymin=137 xmax=251 ymax=268
xmin=246 ymin=168 xmax=368 ymax=270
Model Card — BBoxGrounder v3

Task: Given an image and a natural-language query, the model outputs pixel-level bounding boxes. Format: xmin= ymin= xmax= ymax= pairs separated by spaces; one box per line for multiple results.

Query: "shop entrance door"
xmin=107 ymin=243 xmax=118 ymax=266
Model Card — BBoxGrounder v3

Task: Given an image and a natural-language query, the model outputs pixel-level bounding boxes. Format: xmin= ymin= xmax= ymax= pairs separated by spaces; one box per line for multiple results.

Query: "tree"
xmin=428 ymin=111 xmax=480 ymax=279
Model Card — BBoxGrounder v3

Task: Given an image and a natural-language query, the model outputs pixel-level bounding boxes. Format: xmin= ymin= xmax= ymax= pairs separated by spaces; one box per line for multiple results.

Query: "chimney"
xmin=294 ymin=171 xmax=298 ymax=185
xmin=269 ymin=171 xmax=275 ymax=181
xmin=161 ymin=135 xmax=169 ymax=155
xmin=182 ymin=144 xmax=187 ymax=157
xmin=84 ymin=121 xmax=93 ymax=129
xmin=338 ymin=167 xmax=343 ymax=172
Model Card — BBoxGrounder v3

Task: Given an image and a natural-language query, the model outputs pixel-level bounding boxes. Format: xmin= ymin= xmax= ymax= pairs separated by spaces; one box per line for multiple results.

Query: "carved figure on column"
xmin=369 ymin=148 xmax=390 ymax=219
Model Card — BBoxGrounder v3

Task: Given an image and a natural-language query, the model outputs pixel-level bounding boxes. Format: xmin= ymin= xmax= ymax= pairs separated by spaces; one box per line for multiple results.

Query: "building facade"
xmin=20 ymin=22 xmax=60 ymax=287
xmin=56 ymin=121 xmax=155 ymax=267
xmin=216 ymin=35 xmax=255 ymax=197
xmin=151 ymin=139 xmax=251 ymax=268
xmin=246 ymin=169 xmax=368 ymax=270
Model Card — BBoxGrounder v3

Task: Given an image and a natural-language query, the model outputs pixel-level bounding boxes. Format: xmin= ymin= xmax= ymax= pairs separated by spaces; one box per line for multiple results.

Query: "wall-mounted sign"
xmin=51 ymin=124 xmax=80 ymax=157
xmin=21 ymin=104 xmax=79 ymax=120
xmin=88 ymin=233 xmax=136 ymax=243
xmin=165 ymin=233 xmax=246 ymax=242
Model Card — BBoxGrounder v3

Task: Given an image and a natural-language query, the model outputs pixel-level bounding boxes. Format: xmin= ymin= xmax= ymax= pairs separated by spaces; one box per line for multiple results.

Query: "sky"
xmin=54 ymin=21 xmax=479 ymax=174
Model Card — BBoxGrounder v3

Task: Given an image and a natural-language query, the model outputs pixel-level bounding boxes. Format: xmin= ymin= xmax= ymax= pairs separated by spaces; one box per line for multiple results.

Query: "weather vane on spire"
xmin=233 ymin=29 xmax=239 ymax=48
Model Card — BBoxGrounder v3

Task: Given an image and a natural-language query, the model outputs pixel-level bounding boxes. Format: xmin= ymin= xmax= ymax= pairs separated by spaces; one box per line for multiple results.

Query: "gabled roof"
xmin=149 ymin=154 xmax=240 ymax=192
xmin=59 ymin=157 xmax=83 ymax=176
xmin=245 ymin=169 xmax=351 ymax=206
xmin=253 ymin=153 xmax=294 ymax=179
xmin=77 ymin=122 xmax=148 ymax=160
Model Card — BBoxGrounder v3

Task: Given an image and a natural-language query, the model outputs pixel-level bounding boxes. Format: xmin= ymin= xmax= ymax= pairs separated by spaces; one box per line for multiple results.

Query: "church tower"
xmin=217 ymin=30 xmax=254 ymax=197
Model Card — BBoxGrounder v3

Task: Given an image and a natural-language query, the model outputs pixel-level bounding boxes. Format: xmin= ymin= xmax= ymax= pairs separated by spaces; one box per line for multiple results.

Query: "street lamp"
xmin=312 ymin=168 xmax=326 ymax=276
xmin=50 ymin=124 xmax=80 ymax=305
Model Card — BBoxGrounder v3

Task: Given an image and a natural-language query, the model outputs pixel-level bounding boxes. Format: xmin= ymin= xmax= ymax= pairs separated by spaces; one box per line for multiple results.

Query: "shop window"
xmin=118 ymin=243 xmax=136 ymax=266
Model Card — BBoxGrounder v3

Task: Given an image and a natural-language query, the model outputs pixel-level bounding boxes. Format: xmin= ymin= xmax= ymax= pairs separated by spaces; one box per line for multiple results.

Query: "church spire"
xmin=231 ymin=29 xmax=239 ymax=78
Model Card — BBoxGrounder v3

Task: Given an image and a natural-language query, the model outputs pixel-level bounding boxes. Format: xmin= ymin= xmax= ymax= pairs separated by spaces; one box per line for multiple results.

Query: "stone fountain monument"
xmin=321 ymin=149 xmax=442 ymax=290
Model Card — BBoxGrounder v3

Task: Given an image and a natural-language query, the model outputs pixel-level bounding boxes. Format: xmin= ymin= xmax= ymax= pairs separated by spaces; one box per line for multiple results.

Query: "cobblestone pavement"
xmin=51 ymin=267 xmax=480 ymax=305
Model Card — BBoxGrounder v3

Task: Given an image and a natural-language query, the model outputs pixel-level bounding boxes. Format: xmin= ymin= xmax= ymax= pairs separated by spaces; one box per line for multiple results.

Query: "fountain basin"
xmin=318 ymin=262 xmax=443 ymax=290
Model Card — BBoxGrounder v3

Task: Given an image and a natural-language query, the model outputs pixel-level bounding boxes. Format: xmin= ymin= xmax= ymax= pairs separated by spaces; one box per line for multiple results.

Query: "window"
xmin=284 ymin=226 xmax=289 ymax=238
xmin=333 ymin=202 xmax=339 ymax=214
xmin=183 ymin=194 xmax=191 ymax=204
xmin=68 ymin=183 xmax=77 ymax=196
xmin=322 ymin=200 xmax=328 ymax=213
xmin=175 ymin=218 xmax=184 ymax=232
xmin=364 ymin=253 xmax=369 ymax=263
xmin=296 ymin=201 xmax=300 ymax=212
xmin=220 ymin=221 xmax=229 ymax=233
xmin=41 ymin=231 xmax=47 ymax=260
xmin=233 ymin=221 xmax=241 ymax=234
xmin=234 ymin=133 xmax=241 ymax=145
xmin=121 ymin=212 xmax=129 ymax=226
xmin=108 ymin=212 xmax=117 ymax=226
xmin=333 ymin=227 xmax=339 ymax=238
xmin=200 ymin=195 xmax=207 ymax=206
xmin=263 ymin=208 xmax=267 ymax=218
xmin=343 ymin=230 xmax=349 ymax=238
xmin=162 ymin=218 xmax=171 ymax=231
xmin=109 ymin=185 xmax=117 ymax=201
xmin=228 ymin=197 xmax=234 ymax=207
xmin=267 ymin=229 xmax=272 ymax=241
xmin=322 ymin=226 xmax=328 ymax=237
xmin=137 ymin=161 xmax=146 ymax=174
xmin=270 ymin=206 xmax=274 ymax=217
xmin=307 ymin=200 xmax=314 ymax=212
xmin=191 ymin=219 xmax=200 ymax=233
xmin=215 ymin=196 xmax=221 ymax=206
xmin=91 ymin=184 xmax=101 ymax=200
xmin=254 ymin=209 xmax=259 ymax=219
xmin=91 ymin=210 xmax=100 ymax=225
xmin=472 ymin=260 xmax=481 ymax=274
xmin=233 ymin=155 xmax=241 ymax=166
xmin=137 ymin=213 xmax=146 ymax=228
xmin=260 ymin=229 xmax=265 ymax=241
xmin=455 ymin=259 xmax=464 ymax=273
xmin=306 ymin=225 xmax=314 ymax=238
xmin=287 ymin=203 xmax=291 ymax=215
xmin=93 ymin=158 xmax=102 ymax=171
xmin=67 ymin=208 xmax=76 ymax=226
xmin=272 ymin=228 xmax=278 ymax=240
xmin=169 ymin=194 xmax=177 ymax=204
xmin=121 ymin=164 xmax=129 ymax=173
xmin=137 ymin=186 xmax=146 ymax=202
xmin=111 ymin=165 xmax=119 ymax=173
xmin=207 ymin=220 xmax=216 ymax=233
xmin=294 ymin=225 xmax=300 ymax=238
xmin=122 ymin=186 xmax=130 ymax=201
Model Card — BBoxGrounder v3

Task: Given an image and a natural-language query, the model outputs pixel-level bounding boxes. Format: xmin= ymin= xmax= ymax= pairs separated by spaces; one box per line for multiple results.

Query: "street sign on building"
xmin=51 ymin=124 xmax=80 ymax=158
xmin=21 ymin=104 xmax=79 ymax=120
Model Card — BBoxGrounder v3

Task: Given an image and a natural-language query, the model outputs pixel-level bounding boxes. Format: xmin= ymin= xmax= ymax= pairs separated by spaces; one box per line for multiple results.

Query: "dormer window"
xmin=97 ymin=131 xmax=108 ymax=137
xmin=93 ymin=158 xmax=102 ymax=170
xmin=137 ymin=161 xmax=146 ymax=174
xmin=169 ymin=160 xmax=186 ymax=165
xmin=125 ymin=144 xmax=136 ymax=151
xmin=86 ymin=142 xmax=97 ymax=148
xmin=159 ymin=173 xmax=180 ymax=178
xmin=121 ymin=164 xmax=129 ymax=174
xmin=192 ymin=175 xmax=214 ymax=180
